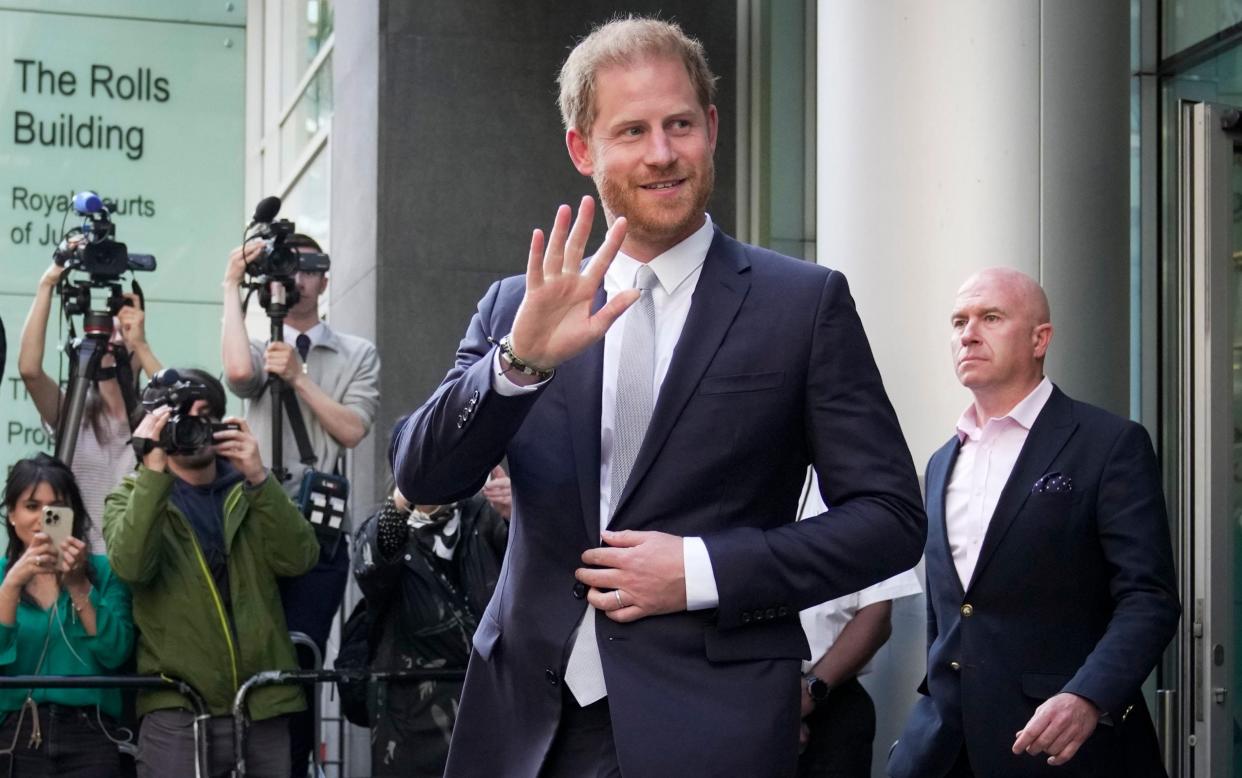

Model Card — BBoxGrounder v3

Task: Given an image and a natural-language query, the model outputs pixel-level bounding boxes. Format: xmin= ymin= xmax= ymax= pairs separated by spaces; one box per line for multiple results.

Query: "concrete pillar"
xmin=817 ymin=2 xmax=1130 ymax=771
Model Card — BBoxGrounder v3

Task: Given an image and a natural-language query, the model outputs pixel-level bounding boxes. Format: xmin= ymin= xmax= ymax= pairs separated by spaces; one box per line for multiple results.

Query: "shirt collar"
xmin=283 ymin=321 xmax=335 ymax=351
xmin=955 ymin=376 xmax=1053 ymax=442
xmin=606 ymin=214 xmax=713 ymax=293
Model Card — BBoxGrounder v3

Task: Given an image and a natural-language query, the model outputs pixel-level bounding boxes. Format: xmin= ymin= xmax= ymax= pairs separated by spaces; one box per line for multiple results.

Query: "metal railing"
xmin=0 ymin=667 xmax=467 ymax=778
xmin=231 ymin=667 xmax=467 ymax=777
xmin=0 ymin=675 xmax=209 ymax=778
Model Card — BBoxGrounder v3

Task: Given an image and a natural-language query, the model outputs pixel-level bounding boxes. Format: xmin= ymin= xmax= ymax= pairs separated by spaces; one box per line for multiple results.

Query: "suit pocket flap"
xmin=473 ymin=612 xmax=501 ymax=661
xmin=1020 ymin=672 xmax=1072 ymax=701
xmin=703 ymin=620 xmax=809 ymax=663
xmin=698 ymin=371 xmax=785 ymax=395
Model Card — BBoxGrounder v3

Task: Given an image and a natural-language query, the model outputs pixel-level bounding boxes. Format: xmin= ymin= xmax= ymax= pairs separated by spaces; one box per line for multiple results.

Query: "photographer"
xmin=221 ymin=236 xmax=379 ymax=776
xmin=19 ymin=261 xmax=163 ymax=553
xmin=102 ymin=369 xmax=318 ymax=778
xmin=353 ymin=469 xmax=509 ymax=777
xmin=0 ymin=454 xmax=134 ymax=778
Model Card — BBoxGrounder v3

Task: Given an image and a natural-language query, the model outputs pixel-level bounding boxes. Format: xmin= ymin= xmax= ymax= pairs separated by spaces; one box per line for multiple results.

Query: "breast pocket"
xmin=698 ymin=371 xmax=785 ymax=396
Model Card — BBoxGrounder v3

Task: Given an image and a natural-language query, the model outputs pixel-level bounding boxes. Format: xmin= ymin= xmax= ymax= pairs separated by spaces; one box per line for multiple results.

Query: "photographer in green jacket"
xmin=103 ymin=369 xmax=318 ymax=778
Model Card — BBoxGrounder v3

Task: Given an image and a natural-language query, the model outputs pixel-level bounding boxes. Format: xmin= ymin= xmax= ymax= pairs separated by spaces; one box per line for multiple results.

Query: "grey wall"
xmin=368 ymin=1 xmax=736 ymax=508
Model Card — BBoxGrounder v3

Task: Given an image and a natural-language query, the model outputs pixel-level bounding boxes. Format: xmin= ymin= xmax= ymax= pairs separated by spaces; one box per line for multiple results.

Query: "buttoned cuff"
xmin=491 ymin=349 xmax=549 ymax=396
xmin=683 ymin=536 xmax=719 ymax=610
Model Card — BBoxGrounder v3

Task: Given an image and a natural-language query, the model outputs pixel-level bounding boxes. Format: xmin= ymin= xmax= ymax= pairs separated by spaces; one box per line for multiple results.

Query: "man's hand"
xmin=117 ymin=293 xmax=148 ymax=348
xmin=264 ymin=341 xmax=304 ymax=384
xmin=214 ymin=417 xmax=267 ymax=486
xmin=576 ymin=529 xmax=686 ymax=622
xmin=133 ymin=405 xmax=171 ymax=472
xmin=482 ymin=465 xmax=511 ymax=520
xmin=1012 ymin=692 xmax=1101 ymax=766
xmin=225 ymin=242 xmax=263 ymax=288
xmin=507 ymin=197 xmax=638 ymax=370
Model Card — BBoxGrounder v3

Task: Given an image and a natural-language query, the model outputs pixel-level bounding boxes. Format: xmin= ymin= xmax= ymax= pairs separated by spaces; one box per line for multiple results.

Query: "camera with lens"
xmin=141 ymin=369 xmax=238 ymax=454
xmin=244 ymin=196 xmax=331 ymax=289
xmin=54 ymin=192 xmax=156 ymax=279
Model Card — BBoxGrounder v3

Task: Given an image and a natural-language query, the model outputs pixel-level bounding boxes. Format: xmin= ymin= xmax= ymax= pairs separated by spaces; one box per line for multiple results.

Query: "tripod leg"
xmin=55 ymin=337 xmax=107 ymax=467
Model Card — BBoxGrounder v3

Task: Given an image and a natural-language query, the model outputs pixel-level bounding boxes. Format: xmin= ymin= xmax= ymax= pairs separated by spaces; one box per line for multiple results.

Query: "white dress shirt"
xmin=797 ymin=473 xmax=922 ymax=672
xmin=283 ymin=321 xmax=326 ymax=347
xmin=945 ymin=377 xmax=1053 ymax=588
xmin=492 ymin=216 xmax=720 ymax=608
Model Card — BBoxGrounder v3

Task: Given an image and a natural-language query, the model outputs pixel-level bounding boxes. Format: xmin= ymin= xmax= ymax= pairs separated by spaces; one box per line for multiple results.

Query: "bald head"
xmin=950 ymin=267 xmax=1054 ymax=417
xmin=958 ymin=267 xmax=1050 ymax=329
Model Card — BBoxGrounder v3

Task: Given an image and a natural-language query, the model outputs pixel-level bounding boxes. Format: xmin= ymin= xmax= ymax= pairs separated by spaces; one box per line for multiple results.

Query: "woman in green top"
xmin=0 ymin=454 xmax=134 ymax=777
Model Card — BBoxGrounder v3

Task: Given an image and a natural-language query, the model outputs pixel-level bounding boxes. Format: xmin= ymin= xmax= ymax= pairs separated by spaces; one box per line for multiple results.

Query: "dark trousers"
xmin=0 ymin=704 xmax=122 ymax=778
xmin=797 ymin=677 xmax=875 ymax=778
xmin=279 ymin=537 xmax=350 ymax=778
xmin=539 ymin=687 xmax=622 ymax=778
xmin=136 ymin=710 xmax=290 ymax=778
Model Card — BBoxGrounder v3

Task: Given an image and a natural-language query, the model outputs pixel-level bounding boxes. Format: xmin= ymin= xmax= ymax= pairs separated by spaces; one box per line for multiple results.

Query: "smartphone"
xmin=41 ymin=506 xmax=74 ymax=562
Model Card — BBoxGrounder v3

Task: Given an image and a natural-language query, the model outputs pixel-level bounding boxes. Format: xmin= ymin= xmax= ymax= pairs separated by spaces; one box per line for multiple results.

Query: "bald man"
xmin=888 ymin=269 xmax=1180 ymax=778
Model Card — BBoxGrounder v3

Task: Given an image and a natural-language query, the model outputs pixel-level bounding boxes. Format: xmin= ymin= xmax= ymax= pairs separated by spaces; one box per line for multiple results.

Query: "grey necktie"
xmin=609 ymin=264 xmax=659 ymax=510
xmin=564 ymin=264 xmax=660 ymax=705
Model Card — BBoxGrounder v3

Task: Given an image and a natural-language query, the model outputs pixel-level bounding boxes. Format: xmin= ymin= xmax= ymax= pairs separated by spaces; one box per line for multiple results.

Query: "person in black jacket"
xmin=353 ymin=470 xmax=508 ymax=777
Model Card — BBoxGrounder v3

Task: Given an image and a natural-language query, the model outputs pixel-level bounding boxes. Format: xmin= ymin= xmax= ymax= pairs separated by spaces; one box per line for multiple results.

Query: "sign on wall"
xmin=0 ymin=4 xmax=245 ymax=511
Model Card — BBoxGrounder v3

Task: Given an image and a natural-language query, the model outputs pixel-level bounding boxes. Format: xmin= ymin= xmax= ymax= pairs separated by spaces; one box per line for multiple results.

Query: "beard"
xmin=595 ymin=157 xmax=715 ymax=249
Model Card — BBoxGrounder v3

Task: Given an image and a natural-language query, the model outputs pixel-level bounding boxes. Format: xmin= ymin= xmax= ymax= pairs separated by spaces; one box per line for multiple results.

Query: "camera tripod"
xmin=53 ymin=278 xmax=140 ymax=467
xmin=252 ymin=274 xmax=317 ymax=484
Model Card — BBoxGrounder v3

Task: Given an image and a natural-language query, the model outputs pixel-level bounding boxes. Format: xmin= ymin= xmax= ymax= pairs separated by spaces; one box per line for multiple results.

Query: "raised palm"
xmin=509 ymin=196 xmax=639 ymax=369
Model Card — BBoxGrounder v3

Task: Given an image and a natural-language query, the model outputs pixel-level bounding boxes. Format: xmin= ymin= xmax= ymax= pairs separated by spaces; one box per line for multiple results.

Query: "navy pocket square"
xmin=1031 ymin=472 xmax=1073 ymax=494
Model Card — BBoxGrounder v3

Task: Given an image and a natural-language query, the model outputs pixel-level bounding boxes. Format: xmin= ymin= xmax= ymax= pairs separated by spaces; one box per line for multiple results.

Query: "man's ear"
xmin=706 ymin=104 xmax=719 ymax=153
xmin=1032 ymin=322 xmax=1053 ymax=359
xmin=566 ymin=128 xmax=594 ymax=176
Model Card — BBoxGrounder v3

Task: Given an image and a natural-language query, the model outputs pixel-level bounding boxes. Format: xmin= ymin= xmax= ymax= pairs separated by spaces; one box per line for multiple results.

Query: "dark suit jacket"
xmin=390 ymin=228 xmax=926 ymax=777
xmin=888 ymin=386 xmax=1180 ymax=778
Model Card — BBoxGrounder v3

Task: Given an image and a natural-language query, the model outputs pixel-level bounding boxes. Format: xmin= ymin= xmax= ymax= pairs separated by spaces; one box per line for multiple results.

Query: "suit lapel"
xmin=928 ymin=438 xmax=965 ymax=599
xmin=609 ymin=229 xmax=751 ymax=524
xmin=966 ymin=386 xmax=1077 ymax=592
xmin=563 ymin=286 xmax=607 ymax=545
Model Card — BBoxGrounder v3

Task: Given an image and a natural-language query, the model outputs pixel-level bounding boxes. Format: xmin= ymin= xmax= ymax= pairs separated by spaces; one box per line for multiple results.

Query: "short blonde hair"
xmin=557 ymin=16 xmax=718 ymax=134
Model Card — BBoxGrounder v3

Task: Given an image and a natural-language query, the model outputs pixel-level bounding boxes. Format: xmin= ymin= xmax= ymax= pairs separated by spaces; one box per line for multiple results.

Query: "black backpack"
xmin=334 ymin=598 xmax=375 ymax=727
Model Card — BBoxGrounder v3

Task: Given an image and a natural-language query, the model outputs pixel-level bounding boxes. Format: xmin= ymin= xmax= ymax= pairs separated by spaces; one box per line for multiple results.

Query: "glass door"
xmin=1171 ymin=99 xmax=1242 ymax=777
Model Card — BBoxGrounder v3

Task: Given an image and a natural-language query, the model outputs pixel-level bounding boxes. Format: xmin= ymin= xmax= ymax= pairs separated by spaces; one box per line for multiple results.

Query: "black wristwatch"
xmin=804 ymin=673 xmax=831 ymax=704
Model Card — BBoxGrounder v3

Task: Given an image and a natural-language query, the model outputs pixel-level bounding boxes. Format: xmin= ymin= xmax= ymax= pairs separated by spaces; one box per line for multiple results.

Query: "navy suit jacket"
xmin=889 ymin=386 xmax=1180 ymax=778
xmin=390 ymin=228 xmax=926 ymax=777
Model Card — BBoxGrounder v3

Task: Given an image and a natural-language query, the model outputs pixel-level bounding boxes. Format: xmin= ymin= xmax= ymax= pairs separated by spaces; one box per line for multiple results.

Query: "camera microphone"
xmin=72 ymin=191 xmax=104 ymax=215
xmin=249 ymin=196 xmax=281 ymax=227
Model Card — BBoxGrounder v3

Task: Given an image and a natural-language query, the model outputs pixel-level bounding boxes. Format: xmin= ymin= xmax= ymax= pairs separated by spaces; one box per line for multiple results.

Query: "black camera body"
xmin=247 ymin=218 xmax=301 ymax=279
xmin=54 ymin=192 xmax=156 ymax=279
xmin=141 ymin=369 xmax=237 ymax=454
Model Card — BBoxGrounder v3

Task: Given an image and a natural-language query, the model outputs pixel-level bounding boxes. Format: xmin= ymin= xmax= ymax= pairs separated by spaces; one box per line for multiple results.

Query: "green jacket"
xmin=103 ymin=466 xmax=319 ymax=719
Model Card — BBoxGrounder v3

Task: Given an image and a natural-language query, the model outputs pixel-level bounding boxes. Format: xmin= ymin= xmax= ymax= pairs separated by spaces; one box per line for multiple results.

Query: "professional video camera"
xmin=51 ymin=190 xmax=157 ymax=468
xmin=141 ymin=369 xmax=238 ymax=454
xmin=54 ymin=191 xmax=156 ymax=280
xmin=242 ymin=196 xmax=330 ymax=311
xmin=240 ymin=195 xmax=331 ymax=483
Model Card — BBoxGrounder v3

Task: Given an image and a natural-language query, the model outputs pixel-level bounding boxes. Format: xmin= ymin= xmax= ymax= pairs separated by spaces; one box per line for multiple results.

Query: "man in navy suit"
xmin=888 ymin=268 xmax=1180 ymax=777
xmin=390 ymin=17 xmax=925 ymax=777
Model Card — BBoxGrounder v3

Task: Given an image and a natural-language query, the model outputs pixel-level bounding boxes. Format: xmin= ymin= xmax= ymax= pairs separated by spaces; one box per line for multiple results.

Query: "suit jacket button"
xmin=572 ymin=582 xmax=587 ymax=599
xmin=960 ymin=604 xmax=974 ymax=617
xmin=765 ymin=608 xmax=777 ymax=619
xmin=950 ymin=661 xmax=961 ymax=671
xmin=741 ymin=612 xmax=752 ymax=624
xmin=545 ymin=669 xmax=559 ymax=686
xmin=778 ymin=606 xmax=789 ymax=617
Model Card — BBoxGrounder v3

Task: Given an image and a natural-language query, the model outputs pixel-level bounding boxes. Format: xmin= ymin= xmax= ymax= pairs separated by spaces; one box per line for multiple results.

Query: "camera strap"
xmin=111 ymin=345 xmax=142 ymax=430
xmin=279 ymin=386 xmax=319 ymax=467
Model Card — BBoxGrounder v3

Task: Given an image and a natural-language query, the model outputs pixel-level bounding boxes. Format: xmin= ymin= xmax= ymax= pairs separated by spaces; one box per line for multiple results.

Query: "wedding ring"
xmin=614 ymin=590 xmax=623 ymax=608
